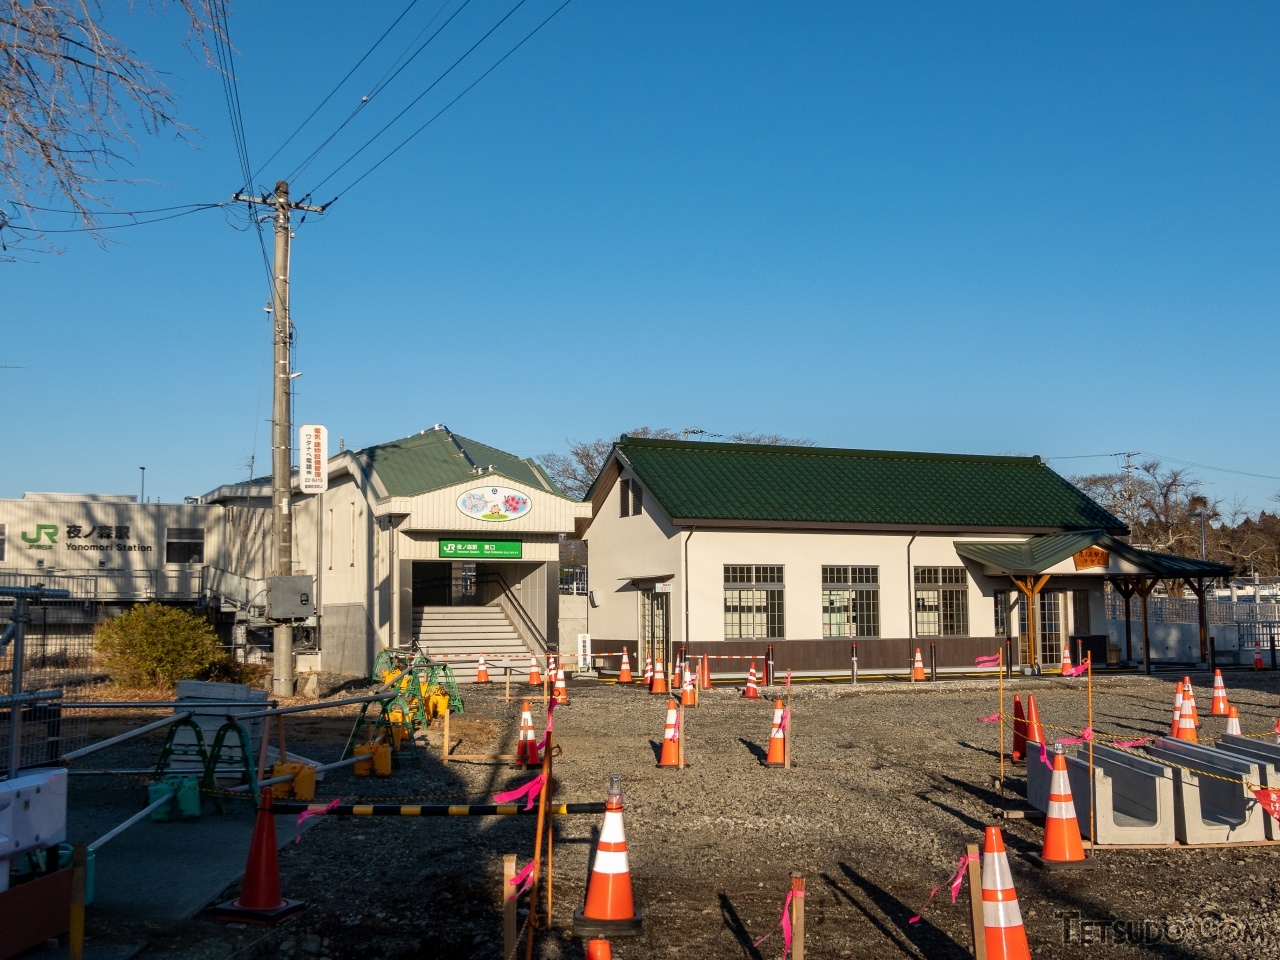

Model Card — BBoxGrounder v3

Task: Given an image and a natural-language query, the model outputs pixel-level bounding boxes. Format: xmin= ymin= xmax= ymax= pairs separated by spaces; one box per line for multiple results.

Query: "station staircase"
xmin=412 ymin=605 xmax=539 ymax=684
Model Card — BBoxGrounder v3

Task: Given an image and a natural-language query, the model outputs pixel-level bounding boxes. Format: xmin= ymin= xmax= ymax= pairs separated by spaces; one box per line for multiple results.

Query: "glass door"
xmin=641 ymin=589 xmax=669 ymax=666
xmin=1039 ymin=591 xmax=1062 ymax=666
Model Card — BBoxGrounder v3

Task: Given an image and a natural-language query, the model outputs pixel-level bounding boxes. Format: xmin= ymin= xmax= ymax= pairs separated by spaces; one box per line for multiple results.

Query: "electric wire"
xmin=209 ymin=0 xmax=254 ymax=191
xmin=251 ymin=0 xmax=427 ymax=184
xmin=5 ymin=204 xmax=226 ymax=233
xmin=284 ymin=0 xmax=472 ymax=185
xmin=309 ymin=0 xmax=576 ymax=199
xmin=13 ymin=202 xmax=221 ymax=217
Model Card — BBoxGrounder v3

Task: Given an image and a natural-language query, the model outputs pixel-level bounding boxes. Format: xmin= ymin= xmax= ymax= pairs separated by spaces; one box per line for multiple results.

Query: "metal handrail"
xmin=490 ymin=571 xmax=550 ymax=654
xmin=412 ymin=574 xmax=550 ymax=653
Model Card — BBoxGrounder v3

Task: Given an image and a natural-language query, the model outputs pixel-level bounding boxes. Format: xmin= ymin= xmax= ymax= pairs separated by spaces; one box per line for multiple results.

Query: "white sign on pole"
xmin=299 ymin=424 xmax=328 ymax=494
xmin=578 ymin=633 xmax=592 ymax=664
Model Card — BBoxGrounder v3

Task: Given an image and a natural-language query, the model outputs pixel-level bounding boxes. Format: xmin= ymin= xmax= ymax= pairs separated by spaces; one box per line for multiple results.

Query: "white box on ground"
xmin=0 ymin=768 xmax=68 ymax=892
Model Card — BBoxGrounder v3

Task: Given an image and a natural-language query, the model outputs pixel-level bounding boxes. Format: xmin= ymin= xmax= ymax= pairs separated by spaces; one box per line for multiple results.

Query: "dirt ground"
xmin=72 ymin=670 xmax=1280 ymax=960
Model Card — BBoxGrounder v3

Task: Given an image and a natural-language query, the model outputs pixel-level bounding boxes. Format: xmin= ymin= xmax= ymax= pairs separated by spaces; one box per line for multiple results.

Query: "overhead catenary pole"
xmin=231 ymin=181 xmax=325 ymax=698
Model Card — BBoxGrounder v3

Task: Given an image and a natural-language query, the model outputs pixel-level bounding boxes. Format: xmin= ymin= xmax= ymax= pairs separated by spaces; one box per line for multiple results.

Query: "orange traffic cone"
xmin=657 ymin=700 xmax=681 ymax=768
xmin=212 ymin=792 xmax=305 ymax=922
xmin=586 ymin=941 xmax=612 ymax=960
xmin=1011 ymin=695 xmax=1027 ymax=763
xmin=554 ymin=667 xmax=569 ymax=705
xmin=643 ymin=656 xmax=653 ymax=690
xmin=476 ymin=656 xmax=490 ymax=684
xmin=1170 ymin=683 xmax=1185 ymax=737
xmin=515 ymin=701 xmax=540 ymax=768
xmin=743 ymin=660 xmax=760 ymax=699
xmin=1024 ymin=695 xmax=1045 ymax=748
xmin=1183 ymin=677 xmax=1199 ymax=726
xmin=981 ymin=827 xmax=1032 ymax=960
xmin=651 ymin=658 xmax=667 ymax=695
xmin=1174 ymin=696 xmax=1198 ymax=743
xmin=573 ymin=776 xmax=642 ymax=937
xmin=681 ymin=662 xmax=695 ymax=707
xmin=1210 ymin=670 xmax=1229 ymax=716
xmin=1034 ymin=743 xmax=1092 ymax=869
xmin=763 ymin=699 xmax=786 ymax=767
xmin=528 ymin=654 xmax=541 ymax=687
xmin=619 ymin=650 xmax=633 ymax=684
xmin=1060 ymin=639 xmax=1073 ymax=676
xmin=1226 ymin=706 xmax=1241 ymax=736
xmin=1255 ymin=647 xmax=1266 ymax=670
xmin=911 ymin=648 xmax=925 ymax=681
xmin=699 ymin=654 xmax=712 ymax=690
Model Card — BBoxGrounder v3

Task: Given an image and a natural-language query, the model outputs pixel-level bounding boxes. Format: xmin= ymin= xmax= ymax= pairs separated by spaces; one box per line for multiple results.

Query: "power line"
xmin=318 ymin=0 xmax=575 ymax=203
xmin=289 ymin=0 xmax=481 ymax=189
xmin=6 ymin=204 xmax=226 ymax=233
xmin=1144 ymin=454 xmax=1280 ymax=484
xmin=306 ymin=0 xmax=536 ymax=196
xmin=12 ymin=202 xmax=219 ymax=217
xmin=252 ymin=0 xmax=429 ymax=183
xmin=209 ymin=0 xmax=254 ymax=191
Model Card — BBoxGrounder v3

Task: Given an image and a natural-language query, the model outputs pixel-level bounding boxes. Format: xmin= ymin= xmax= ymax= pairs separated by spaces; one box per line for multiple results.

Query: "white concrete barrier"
xmin=1065 ymin=744 xmax=1177 ymax=845
xmin=1144 ymin=738 xmax=1267 ymax=844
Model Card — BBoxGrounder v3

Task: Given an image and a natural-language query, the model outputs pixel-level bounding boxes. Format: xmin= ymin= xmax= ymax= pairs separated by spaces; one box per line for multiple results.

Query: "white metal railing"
xmin=203 ymin=566 xmax=269 ymax=613
xmin=1105 ymin=592 xmax=1280 ymax=625
xmin=0 ymin=568 xmax=206 ymax=601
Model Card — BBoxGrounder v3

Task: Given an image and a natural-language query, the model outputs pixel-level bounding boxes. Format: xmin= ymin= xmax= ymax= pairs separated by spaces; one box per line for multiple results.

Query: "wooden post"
xmin=505 ymin=665 xmax=511 ymax=702
xmin=1087 ymin=656 xmax=1096 ymax=848
xmin=677 ymin=705 xmax=686 ymax=769
xmin=997 ymin=649 xmax=1004 ymax=798
xmin=790 ymin=873 xmax=806 ymax=960
xmin=442 ymin=706 xmax=450 ymax=765
xmin=276 ymin=714 xmax=288 ymax=762
xmin=69 ymin=842 xmax=87 ymax=960
xmin=783 ymin=709 xmax=792 ymax=770
xmin=502 ymin=854 xmax=517 ymax=958
xmin=523 ymin=729 xmax=554 ymax=960
xmin=966 ymin=843 xmax=986 ymax=960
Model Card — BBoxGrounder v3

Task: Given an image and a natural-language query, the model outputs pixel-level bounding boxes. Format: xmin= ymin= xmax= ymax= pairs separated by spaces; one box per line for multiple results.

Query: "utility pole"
xmin=232 ymin=180 xmax=324 ymax=696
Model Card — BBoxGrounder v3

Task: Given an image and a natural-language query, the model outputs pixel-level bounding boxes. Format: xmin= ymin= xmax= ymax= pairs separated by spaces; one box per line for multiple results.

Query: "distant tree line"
xmin=1071 ymin=460 xmax=1279 ymax=579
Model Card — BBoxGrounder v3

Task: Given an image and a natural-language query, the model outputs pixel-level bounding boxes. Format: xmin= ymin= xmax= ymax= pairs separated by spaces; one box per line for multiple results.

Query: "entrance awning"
xmin=954 ymin=530 xmax=1232 ymax=579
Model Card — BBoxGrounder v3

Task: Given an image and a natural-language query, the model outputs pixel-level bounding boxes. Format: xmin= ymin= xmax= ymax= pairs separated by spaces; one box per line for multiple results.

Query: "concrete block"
xmin=1064 ymin=744 xmax=1176 ymax=845
xmin=1026 ymin=740 xmax=1052 ymax=812
xmin=1214 ymin=734 xmax=1280 ymax=840
xmin=1144 ymin=738 xmax=1267 ymax=844
xmin=168 ymin=680 xmax=268 ymax=776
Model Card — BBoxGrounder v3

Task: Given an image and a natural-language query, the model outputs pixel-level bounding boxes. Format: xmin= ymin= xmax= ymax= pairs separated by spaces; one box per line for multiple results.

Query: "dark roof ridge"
xmin=618 ymin=434 xmax=1045 ymax=466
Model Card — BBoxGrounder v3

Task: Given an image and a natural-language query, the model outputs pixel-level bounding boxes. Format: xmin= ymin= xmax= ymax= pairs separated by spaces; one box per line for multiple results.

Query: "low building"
xmin=579 ymin=437 xmax=1230 ymax=675
xmin=206 ymin=425 xmax=590 ymax=678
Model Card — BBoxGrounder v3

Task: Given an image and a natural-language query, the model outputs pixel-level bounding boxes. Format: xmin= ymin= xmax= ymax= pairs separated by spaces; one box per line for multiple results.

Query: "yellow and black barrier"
xmin=270 ymin=800 xmax=605 ymax=817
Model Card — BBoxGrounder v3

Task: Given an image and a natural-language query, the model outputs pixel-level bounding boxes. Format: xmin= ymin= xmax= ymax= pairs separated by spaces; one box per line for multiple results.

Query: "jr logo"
xmin=21 ymin=524 xmax=58 ymax=548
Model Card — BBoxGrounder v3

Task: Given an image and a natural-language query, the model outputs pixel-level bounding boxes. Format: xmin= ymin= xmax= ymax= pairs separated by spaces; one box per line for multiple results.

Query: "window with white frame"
xmin=915 ymin=566 xmax=968 ymax=636
xmin=724 ymin=565 xmax=784 ymax=639
xmin=165 ymin=527 xmax=205 ymax=564
xmin=821 ymin=565 xmax=879 ymax=637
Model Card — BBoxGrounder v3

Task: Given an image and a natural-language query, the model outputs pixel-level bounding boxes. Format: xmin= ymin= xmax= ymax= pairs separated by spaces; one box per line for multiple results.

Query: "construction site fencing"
xmin=0 ymin=597 xmax=110 ymax=696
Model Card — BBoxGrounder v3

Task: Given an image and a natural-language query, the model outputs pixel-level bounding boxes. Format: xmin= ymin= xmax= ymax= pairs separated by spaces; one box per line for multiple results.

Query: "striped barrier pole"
xmin=267 ymin=800 xmax=606 ymax=817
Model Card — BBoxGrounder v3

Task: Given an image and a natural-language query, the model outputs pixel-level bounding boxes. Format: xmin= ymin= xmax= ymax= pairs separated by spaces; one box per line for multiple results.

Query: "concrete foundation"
xmin=1064 ymin=744 xmax=1177 ymax=845
xmin=1144 ymin=738 xmax=1267 ymax=844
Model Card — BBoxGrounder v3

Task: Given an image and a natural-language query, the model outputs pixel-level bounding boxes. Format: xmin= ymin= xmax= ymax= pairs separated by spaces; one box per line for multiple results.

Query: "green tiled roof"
xmin=359 ymin=428 xmax=561 ymax=499
xmin=609 ymin=437 xmax=1126 ymax=531
xmin=956 ymin=532 xmax=1233 ymax=577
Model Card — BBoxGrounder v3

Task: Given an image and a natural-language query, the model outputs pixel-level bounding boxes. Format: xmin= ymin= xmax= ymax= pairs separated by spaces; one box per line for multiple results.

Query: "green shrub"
xmin=96 ymin=604 xmax=227 ymax=691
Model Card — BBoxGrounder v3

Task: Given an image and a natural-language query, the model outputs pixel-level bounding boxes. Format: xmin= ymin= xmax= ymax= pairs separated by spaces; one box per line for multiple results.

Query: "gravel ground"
xmin=73 ymin=670 xmax=1280 ymax=960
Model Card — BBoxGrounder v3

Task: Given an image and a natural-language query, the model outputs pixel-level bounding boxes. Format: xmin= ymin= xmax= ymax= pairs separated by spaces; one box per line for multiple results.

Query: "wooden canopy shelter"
xmin=955 ymin=531 xmax=1233 ymax=674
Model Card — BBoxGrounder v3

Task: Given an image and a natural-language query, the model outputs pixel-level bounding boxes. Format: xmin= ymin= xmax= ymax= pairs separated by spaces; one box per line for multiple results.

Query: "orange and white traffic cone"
xmin=699 ymin=654 xmax=712 ymax=690
xmin=1170 ymin=683 xmax=1185 ymax=737
xmin=981 ymin=826 xmax=1032 ymax=960
xmin=1255 ymin=647 xmax=1266 ymax=670
xmin=1210 ymin=670 xmax=1229 ymax=716
xmin=763 ymin=699 xmax=787 ymax=767
xmin=528 ymin=654 xmax=541 ymax=687
xmin=476 ymin=656 xmax=490 ymax=684
xmin=619 ymin=650 xmax=633 ymax=685
xmin=1174 ymin=696 xmax=1198 ymax=743
xmin=657 ymin=700 xmax=681 ymax=768
xmin=651 ymin=658 xmax=667 ymax=695
xmin=911 ymin=648 xmax=925 ymax=682
xmin=212 ymin=792 xmax=305 ymax=922
xmin=643 ymin=656 xmax=653 ymax=690
xmin=1060 ymin=639 xmax=1073 ymax=676
xmin=1024 ymin=695 xmax=1045 ymax=749
xmin=1034 ymin=743 xmax=1092 ymax=869
xmin=1011 ymin=694 xmax=1027 ymax=764
xmin=573 ymin=776 xmax=642 ymax=937
xmin=681 ymin=661 xmax=696 ymax=707
xmin=743 ymin=660 xmax=760 ymax=699
xmin=1226 ymin=706 xmax=1241 ymax=736
xmin=554 ymin=666 xmax=569 ymax=705
xmin=515 ymin=701 xmax=540 ymax=767
xmin=1183 ymin=677 xmax=1199 ymax=726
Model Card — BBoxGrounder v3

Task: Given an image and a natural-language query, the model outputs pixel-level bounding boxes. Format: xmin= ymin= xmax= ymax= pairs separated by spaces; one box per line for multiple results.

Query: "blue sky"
xmin=4 ymin=1 xmax=1278 ymax=509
